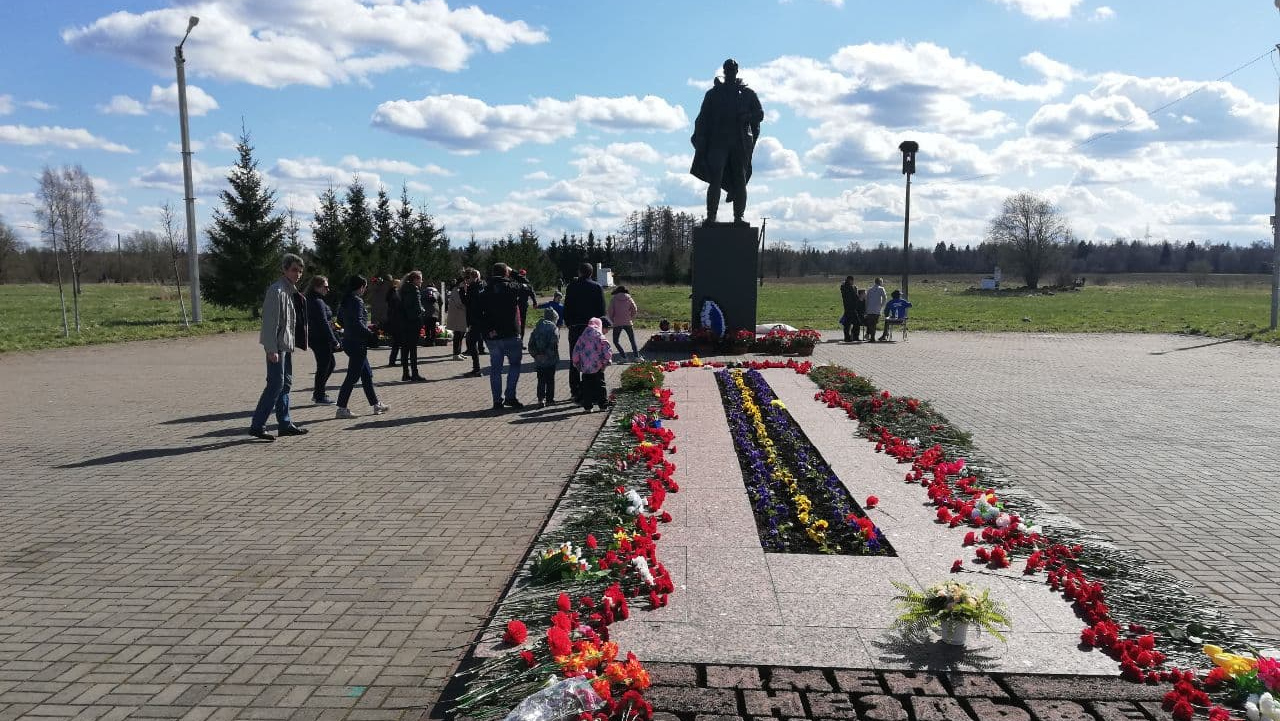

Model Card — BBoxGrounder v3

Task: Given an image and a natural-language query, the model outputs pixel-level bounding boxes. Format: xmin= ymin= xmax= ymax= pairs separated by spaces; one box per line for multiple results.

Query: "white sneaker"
xmin=372 ymin=402 xmax=390 ymax=415
xmin=451 ymin=354 xmax=464 ymax=360
xmin=632 ymin=353 xmax=644 ymax=362
xmin=336 ymin=407 xmax=356 ymax=419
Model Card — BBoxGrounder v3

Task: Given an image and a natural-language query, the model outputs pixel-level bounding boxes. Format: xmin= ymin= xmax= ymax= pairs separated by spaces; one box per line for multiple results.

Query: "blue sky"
xmin=3 ymin=0 xmax=1280 ymax=251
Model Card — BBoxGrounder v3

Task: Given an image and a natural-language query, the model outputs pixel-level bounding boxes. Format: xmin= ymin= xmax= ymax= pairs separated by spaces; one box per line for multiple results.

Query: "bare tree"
xmin=37 ymin=165 xmax=105 ymax=330
xmin=986 ymin=192 xmax=1070 ymax=289
xmin=160 ymin=201 xmax=189 ymax=326
xmin=0 ymin=215 xmax=21 ymax=283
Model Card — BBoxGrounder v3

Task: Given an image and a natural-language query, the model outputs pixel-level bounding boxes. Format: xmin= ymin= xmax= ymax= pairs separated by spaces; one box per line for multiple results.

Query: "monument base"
xmin=691 ymin=224 xmax=759 ymax=334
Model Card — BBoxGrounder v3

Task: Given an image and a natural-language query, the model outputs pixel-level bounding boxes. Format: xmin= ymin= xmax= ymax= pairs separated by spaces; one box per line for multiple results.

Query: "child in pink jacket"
xmin=571 ymin=317 xmax=613 ymax=412
xmin=607 ymin=286 xmax=640 ymax=362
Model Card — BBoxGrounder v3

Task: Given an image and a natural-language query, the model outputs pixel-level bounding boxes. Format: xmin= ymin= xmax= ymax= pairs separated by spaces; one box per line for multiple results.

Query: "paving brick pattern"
xmin=638 ymin=662 xmax=1179 ymax=720
xmin=0 ymin=333 xmax=615 ymax=720
xmin=796 ymin=331 xmax=1280 ymax=639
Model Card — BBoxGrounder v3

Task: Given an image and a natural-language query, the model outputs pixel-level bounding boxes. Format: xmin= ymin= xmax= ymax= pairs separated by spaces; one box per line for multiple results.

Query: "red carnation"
xmin=557 ymin=593 xmax=572 ymax=612
xmin=547 ymin=626 xmax=572 ymax=657
xmin=503 ymin=619 xmax=528 ymax=645
xmin=586 ymin=534 xmax=598 ymax=550
xmin=865 ymin=495 xmax=879 ymax=509
xmin=950 ymin=559 xmax=963 ymax=573
xmin=519 ymin=650 xmax=536 ymax=667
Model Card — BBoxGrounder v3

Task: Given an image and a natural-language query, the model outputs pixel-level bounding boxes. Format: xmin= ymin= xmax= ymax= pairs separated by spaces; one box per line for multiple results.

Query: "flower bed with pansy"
xmin=806 ymin=362 xmax=1275 ymax=721
xmin=451 ymin=386 xmax=680 ymax=720
xmin=717 ymin=367 xmax=891 ymax=555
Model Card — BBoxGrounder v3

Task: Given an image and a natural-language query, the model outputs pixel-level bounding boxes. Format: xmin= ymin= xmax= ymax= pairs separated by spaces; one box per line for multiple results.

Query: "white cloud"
xmin=524 ymin=171 xmax=552 ymax=181
xmin=1091 ymin=6 xmax=1115 ymax=21
xmin=0 ymin=124 xmax=133 ymax=153
xmin=806 ymin=121 xmax=997 ymax=179
xmin=1027 ymin=93 xmax=1156 ymax=141
xmin=209 ymin=131 xmax=238 ymax=150
xmin=131 ymin=158 xmax=224 ymax=194
xmin=63 ymin=1 xmax=548 ymax=89
xmin=99 ymin=95 xmax=147 ymax=116
xmin=148 ymin=83 xmax=219 ymax=116
xmin=24 ymin=100 xmax=53 ymax=111
xmin=0 ymin=95 xmax=12 ymax=116
xmin=371 ymin=93 xmax=687 ymax=152
xmin=829 ymin=42 xmax=1063 ymax=102
xmin=988 ymin=0 xmax=1083 ymax=20
xmin=753 ymin=137 xmax=804 ymax=178
xmin=166 ymin=139 xmax=206 ymax=153
xmin=339 ymin=155 xmax=451 ymax=176
xmin=1021 ymin=52 xmax=1080 ymax=82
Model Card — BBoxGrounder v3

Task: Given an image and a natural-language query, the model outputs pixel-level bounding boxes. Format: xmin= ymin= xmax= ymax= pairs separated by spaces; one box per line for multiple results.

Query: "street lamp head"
xmin=1275 ymin=0 xmax=1279 ymax=12
xmin=178 ymin=16 xmax=199 ymax=48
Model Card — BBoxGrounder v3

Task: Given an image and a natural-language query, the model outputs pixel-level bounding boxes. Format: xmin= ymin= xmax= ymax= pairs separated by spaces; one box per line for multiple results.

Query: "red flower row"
xmin=810 ymin=369 xmax=1241 ymax=721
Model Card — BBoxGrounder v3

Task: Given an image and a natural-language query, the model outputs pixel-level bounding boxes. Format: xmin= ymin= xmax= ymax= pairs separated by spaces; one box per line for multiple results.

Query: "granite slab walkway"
xmin=609 ymin=366 xmax=1114 ymax=676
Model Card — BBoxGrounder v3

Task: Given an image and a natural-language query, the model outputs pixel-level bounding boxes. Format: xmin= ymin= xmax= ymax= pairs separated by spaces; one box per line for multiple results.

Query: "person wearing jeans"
xmin=249 ymin=253 xmax=308 ymax=441
xmin=335 ymin=275 xmax=390 ymax=419
xmin=476 ymin=262 xmax=524 ymax=410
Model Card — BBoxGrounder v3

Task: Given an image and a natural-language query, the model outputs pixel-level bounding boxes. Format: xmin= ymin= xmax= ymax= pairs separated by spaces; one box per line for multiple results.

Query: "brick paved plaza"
xmin=0 ymin=330 xmax=1276 ymax=719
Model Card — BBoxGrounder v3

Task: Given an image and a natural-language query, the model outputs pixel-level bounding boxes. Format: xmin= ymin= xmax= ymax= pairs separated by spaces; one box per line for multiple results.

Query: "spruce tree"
xmin=203 ymin=129 xmax=286 ymax=316
xmin=371 ymin=186 xmax=394 ymax=276
xmin=392 ymin=183 xmax=415 ymax=275
xmin=343 ymin=176 xmax=373 ymax=273
xmin=311 ymin=186 xmax=348 ymax=284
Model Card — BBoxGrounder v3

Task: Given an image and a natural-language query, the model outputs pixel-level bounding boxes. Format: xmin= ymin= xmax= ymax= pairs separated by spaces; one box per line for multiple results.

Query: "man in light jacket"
xmin=864 ymin=277 xmax=887 ymax=343
xmin=249 ymin=253 xmax=308 ymax=441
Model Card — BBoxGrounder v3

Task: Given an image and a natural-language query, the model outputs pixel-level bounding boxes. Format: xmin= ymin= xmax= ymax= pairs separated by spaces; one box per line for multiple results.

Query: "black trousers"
xmin=535 ymin=365 xmax=556 ymax=402
xmin=842 ymin=314 xmax=862 ymax=342
xmin=399 ymin=336 xmax=419 ymax=377
xmin=466 ymin=327 xmax=484 ymax=372
xmin=337 ymin=347 xmax=378 ymax=408
xmin=567 ymin=324 xmax=586 ymax=397
xmin=311 ymin=345 xmax=335 ymax=400
xmin=579 ymin=370 xmax=606 ymax=409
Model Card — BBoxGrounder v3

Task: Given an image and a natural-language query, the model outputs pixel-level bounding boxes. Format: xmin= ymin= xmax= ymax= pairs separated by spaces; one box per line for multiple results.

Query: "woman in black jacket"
xmin=336 ymin=275 xmax=390 ymax=419
xmin=306 ymin=275 xmax=340 ymax=404
xmin=397 ymin=270 xmax=426 ymax=381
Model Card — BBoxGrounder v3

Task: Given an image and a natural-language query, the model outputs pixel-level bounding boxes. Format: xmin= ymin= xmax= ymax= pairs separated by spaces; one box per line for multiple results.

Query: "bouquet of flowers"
xmin=530 ymin=542 xmax=603 ymax=584
xmin=890 ymin=579 xmax=1012 ymax=641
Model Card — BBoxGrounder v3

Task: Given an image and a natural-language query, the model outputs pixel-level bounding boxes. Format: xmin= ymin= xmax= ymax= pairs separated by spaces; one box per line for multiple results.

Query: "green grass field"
xmin=0 ymin=283 xmax=258 ymax=353
xmin=1 ymin=274 xmax=1277 ymax=353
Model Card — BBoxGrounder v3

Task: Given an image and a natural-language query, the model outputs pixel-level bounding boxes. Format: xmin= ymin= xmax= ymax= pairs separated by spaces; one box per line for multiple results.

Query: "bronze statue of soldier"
xmin=690 ymin=58 xmax=764 ymax=226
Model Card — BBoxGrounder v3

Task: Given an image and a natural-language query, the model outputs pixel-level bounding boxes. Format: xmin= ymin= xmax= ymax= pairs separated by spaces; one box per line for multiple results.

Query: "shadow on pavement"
xmin=1149 ymin=337 xmax=1243 ymax=355
xmin=55 ymin=439 xmax=257 ymax=468
xmin=161 ymin=410 xmax=249 ymax=425
xmin=349 ymin=407 xmax=499 ymax=429
xmin=869 ymin=631 xmax=1003 ymax=672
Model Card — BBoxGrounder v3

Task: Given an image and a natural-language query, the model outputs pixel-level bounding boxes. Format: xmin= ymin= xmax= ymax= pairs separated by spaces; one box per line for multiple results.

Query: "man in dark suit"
xmin=562 ymin=262 xmax=606 ymax=403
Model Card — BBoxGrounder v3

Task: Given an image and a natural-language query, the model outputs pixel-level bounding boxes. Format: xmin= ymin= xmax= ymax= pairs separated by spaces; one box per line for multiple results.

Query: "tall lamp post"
xmin=898 ymin=140 xmax=918 ymax=300
xmin=175 ymin=15 xmax=202 ymax=323
xmin=1271 ymin=29 xmax=1280 ymax=328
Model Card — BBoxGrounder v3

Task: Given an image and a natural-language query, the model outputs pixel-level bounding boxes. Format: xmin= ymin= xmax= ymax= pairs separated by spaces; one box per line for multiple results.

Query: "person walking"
xmin=445 ymin=273 xmax=469 ymax=360
xmin=572 ymin=317 xmax=612 ymax=412
xmin=249 ymin=253 xmax=308 ymax=441
xmin=864 ymin=277 xmax=887 ymax=342
xmin=306 ymin=275 xmax=340 ymax=404
xmin=397 ymin=271 xmax=426 ymax=381
xmin=335 ymin=275 xmax=390 ymax=419
xmin=385 ymin=277 xmax=402 ymax=366
xmin=461 ymin=267 xmax=485 ymax=377
xmin=477 ymin=262 xmax=525 ymax=410
xmin=839 ymin=276 xmax=863 ymax=343
xmin=515 ymin=269 xmax=537 ymax=344
xmin=562 ymin=262 xmax=605 ymax=403
xmin=607 ymin=285 xmax=640 ymax=361
xmin=527 ymin=307 xmax=561 ymax=408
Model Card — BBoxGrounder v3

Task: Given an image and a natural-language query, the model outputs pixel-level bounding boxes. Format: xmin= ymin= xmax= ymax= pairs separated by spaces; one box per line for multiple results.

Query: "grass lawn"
xmin=0 ymin=283 xmax=257 ymax=353
xmin=626 ymin=274 xmax=1280 ymax=344
xmin=2 ymin=274 xmax=1278 ymax=353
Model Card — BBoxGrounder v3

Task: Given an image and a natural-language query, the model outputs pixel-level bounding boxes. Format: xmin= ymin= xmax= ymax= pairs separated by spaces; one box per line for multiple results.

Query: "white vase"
xmin=938 ymin=619 xmax=971 ymax=646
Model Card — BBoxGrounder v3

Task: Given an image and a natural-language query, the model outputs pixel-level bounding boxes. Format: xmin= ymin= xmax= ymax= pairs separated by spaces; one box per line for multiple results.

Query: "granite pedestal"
xmin=691 ymin=224 xmax=759 ymax=332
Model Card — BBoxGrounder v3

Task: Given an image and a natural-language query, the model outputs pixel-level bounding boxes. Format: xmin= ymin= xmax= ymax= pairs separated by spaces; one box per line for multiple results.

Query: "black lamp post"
xmin=898 ymin=141 xmax=918 ymax=300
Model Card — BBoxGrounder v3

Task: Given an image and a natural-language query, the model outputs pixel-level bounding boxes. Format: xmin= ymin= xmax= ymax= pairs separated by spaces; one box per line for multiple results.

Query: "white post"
xmin=1272 ymin=44 xmax=1280 ymax=330
xmin=175 ymin=17 xmax=202 ymax=323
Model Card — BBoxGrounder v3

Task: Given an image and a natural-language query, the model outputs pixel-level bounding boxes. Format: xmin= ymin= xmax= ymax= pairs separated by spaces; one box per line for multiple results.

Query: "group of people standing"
xmin=839 ymin=276 xmax=912 ymax=343
xmin=248 ymin=254 xmax=642 ymax=441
